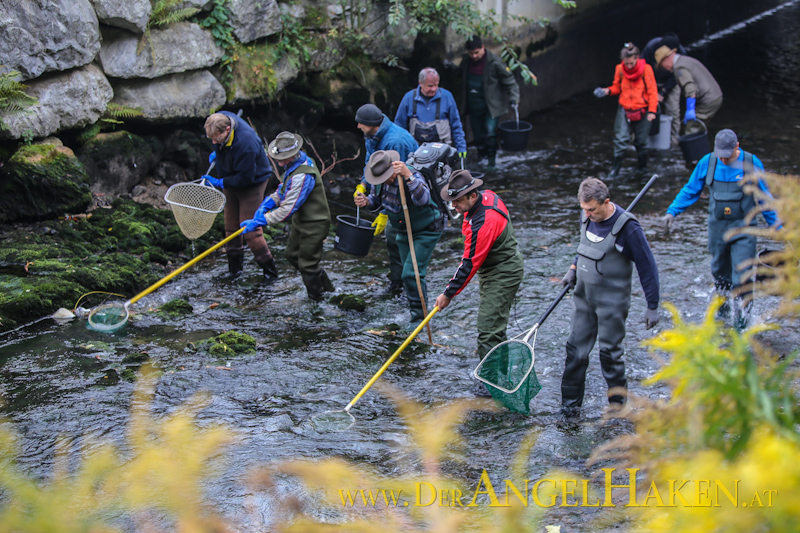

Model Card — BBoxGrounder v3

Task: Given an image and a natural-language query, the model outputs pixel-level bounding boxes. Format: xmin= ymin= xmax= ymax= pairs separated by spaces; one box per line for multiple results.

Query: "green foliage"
xmin=196 ymin=0 xmax=237 ymax=84
xmin=230 ymin=42 xmax=280 ymax=97
xmin=78 ymin=103 xmax=144 ymax=144
xmin=0 ymin=69 xmax=38 ymax=130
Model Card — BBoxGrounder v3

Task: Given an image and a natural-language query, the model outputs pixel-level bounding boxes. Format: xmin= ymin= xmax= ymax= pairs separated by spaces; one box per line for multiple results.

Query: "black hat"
xmin=355 ymin=104 xmax=384 ymax=127
xmin=440 ymin=169 xmax=483 ymax=201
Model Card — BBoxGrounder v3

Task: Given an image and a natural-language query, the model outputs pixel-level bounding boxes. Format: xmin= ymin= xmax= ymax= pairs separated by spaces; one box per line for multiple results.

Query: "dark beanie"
xmin=355 ymin=104 xmax=383 ymax=126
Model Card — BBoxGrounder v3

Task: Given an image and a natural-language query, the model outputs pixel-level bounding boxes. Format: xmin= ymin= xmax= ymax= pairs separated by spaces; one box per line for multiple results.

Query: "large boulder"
xmin=229 ymin=56 xmax=300 ymax=105
xmin=110 ymin=70 xmax=226 ymax=120
xmin=78 ymin=131 xmax=162 ymax=198
xmin=91 ymin=0 xmax=150 ymax=34
xmin=227 ymin=0 xmax=282 ymax=44
xmin=0 ymin=64 xmax=113 ymax=141
xmin=99 ymin=22 xmax=224 ymax=79
xmin=0 ymin=143 xmax=92 ymax=223
xmin=0 ymin=0 xmax=100 ymax=81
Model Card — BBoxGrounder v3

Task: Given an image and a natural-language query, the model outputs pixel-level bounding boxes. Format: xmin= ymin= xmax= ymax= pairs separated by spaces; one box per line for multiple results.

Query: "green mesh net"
xmin=87 ymin=302 xmax=129 ymax=332
xmin=475 ymin=340 xmax=541 ymax=415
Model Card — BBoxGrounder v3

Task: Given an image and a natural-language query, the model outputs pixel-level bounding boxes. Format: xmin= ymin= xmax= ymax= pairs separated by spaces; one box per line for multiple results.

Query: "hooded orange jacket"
xmin=607 ymin=61 xmax=658 ymax=113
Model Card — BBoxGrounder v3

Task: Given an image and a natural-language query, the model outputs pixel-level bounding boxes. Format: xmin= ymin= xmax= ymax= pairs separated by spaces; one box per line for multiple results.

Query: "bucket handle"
xmin=686 ymin=118 xmax=707 ymax=134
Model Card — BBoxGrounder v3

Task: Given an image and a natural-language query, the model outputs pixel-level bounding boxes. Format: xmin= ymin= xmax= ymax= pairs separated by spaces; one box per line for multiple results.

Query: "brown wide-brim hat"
xmin=654 ymin=45 xmax=677 ymax=68
xmin=440 ymin=169 xmax=483 ymax=201
xmin=268 ymin=131 xmax=303 ymax=161
xmin=365 ymin=150 xmax=400 ymax=185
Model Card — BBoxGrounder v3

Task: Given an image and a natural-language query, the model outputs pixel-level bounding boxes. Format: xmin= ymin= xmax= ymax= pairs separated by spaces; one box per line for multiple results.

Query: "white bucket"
xmin=647 ymin=114 xmax=672 ymax=150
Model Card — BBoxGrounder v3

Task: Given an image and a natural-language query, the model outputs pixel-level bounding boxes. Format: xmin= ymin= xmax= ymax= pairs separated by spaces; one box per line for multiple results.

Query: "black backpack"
xmin=406 ymin=142 xmax=461 ymax=221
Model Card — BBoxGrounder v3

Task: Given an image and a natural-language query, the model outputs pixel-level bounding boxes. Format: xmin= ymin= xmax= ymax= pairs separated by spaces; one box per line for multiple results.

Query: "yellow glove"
xmin=353 ymin=183 xmax=367 ymax=198
xmin=371 ymin=213 xmax=388 ymax=236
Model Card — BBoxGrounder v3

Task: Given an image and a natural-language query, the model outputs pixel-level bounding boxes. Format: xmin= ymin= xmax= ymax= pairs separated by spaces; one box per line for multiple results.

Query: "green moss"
xmin=329 ymin=293 xmax=366 ymax=312
xmin=122 ymin=352 xmax=150 ymax=365
xmin=160 ymin=299 xmax=194 ymax=317
xmin=203 ymin=330 xmax=257 ymax=357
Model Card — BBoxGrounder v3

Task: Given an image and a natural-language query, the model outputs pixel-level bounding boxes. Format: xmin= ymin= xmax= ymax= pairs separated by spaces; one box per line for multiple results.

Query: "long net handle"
xmin=626 ymin=174 xmax=658 ymax=213
xmin=128 ymin=227 xmax=245 ymax=306
xmin=345 ymin=306 xmax=438 ymax=413
xmin=397 ymin=179 xmax=433 ymax=345
xmin=522 ymin=284 xmax=571 ymax=343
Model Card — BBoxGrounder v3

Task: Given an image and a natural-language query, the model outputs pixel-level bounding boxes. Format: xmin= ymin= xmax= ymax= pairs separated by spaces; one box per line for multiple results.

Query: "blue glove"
xmin=593 ymin=87 xmax=606 ymax=98
xmin=202 ymin=175 xmax=224 ymax=188
xmin=684 ymin=97 xmax=696 ymax=124
xmin=208 ymin=151 xmax=216 ymax=164
xmin=240 ymin=202 xmax=273 ymax=234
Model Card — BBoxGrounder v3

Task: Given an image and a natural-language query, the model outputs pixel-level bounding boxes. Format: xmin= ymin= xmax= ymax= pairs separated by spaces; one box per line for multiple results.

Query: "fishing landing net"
xmin=473 ymin=328 xmax=542 ymax=415
xmin=164 ymin=178 xmax=226 ymax=240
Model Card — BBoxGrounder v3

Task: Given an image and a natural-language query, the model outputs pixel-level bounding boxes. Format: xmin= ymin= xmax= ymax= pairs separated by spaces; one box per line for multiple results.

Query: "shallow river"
xmin=2 ymin=3 xmax=800 ymax=530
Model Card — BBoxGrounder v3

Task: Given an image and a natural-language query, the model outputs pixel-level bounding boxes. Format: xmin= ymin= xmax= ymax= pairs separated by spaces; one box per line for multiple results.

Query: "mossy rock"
xmin=78 ymin=131 xmax=161 ymax=198
xmin=0 ymin=144 xmax=92 ymax=223
xmin=204 ymin=331 xmax=257 ymax=357
xmin=329 ymin=293 xmax=366 ymax=312
xmin=159 ymin=298 xmax=193 ymax=317
xmin=122 ymin=352 xmax=150 ymax=365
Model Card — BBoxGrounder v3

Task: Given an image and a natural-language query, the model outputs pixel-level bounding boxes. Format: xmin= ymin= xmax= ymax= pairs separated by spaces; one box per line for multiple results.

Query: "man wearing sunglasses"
xmin=434 ymin=170 xmax=524 ymax=386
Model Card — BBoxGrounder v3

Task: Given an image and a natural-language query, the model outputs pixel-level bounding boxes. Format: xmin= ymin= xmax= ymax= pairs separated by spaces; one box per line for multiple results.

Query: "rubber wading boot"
xmin=320 ymin=269 xmax=335 ymax=293
xmin=486 ymin=154 xmax=497 ymax=173
xmin=607 ymin=156 xmax=623 ymax=179
xmin=227 ymin=250 xmax=245 ymax=278
xmin=303 ymin=272 xmax=325 ymax=301
xmin=637 ymin=151 xmax=648 ymax=170
xmin=258 ymin=257 xmax=279 ymax=281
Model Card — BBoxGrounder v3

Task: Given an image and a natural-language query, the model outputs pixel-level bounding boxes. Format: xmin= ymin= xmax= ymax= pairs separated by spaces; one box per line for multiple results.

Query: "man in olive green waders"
xmin=241 ymin=132 xmax=334 ymax=301
xmin=355 ymin=150 xmax=444 ymax=325
xmin=434 ymin=170 xmax=524 ymax=395
xmin=559 ymin=178 xmax=660 ymax=417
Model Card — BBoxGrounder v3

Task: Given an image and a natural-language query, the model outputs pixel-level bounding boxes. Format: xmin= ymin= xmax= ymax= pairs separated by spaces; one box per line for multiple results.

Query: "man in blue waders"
xmin=355 ymin=150 xmax=444 ymax=326
xmin=353 ymin=104 xmax=419 ymax=293
xmin=662 ymin=129 xmax=781 ymax=330
xmin=560 ymin=178 xmax=660 ymax=417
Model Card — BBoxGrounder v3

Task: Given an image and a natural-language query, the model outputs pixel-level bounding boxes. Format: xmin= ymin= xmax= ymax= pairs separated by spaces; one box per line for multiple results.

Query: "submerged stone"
xmin=160 ymin=298 xmax=194 ymax=317
xmin=329 ymin=293 xmax=366 ymax=312
xmin=204 ymin=331 xmax=257 ymax=357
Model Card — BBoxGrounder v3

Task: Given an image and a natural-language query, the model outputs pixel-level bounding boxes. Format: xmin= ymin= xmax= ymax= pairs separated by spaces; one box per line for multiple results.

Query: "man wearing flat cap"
xmin=434 ymin=171 xmax=524 ymax=372
xmin=655 ymin=45 xmax=722 ymax=134
xmin=241 ymin=131 xmax=334 ymax=301
xmin=663 ymin=129 xmax=780 ymax=329
xmin=355 ymin=150 xmax=443 ymax=324
xmin=354 ymin=103 xmax=419 ymax=293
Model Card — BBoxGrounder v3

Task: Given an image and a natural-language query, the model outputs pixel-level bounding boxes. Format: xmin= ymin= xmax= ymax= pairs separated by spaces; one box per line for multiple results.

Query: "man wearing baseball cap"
xmin=434 ymin=170 xmax=524 ymax=390
xmin=662 ymin=128 xmax=781 ymax=329
xmin=355 ymin=150 xmax=443 ymax=324
xmin=353 ymin=103 xmax=419 ymax=293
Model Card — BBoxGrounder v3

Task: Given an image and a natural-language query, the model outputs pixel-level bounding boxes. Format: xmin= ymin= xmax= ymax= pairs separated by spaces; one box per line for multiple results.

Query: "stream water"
xmin=2 ymin=3 xmax=800 ymax=531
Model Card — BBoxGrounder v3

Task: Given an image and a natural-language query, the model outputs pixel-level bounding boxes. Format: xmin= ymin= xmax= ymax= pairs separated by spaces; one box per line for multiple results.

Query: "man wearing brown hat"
xmin=354 ymin=150 xmax=443 ymax=324
xmin=241 ymin=131 xmax=334 ymax=301
xmin=655 ymin=45 xmax=722 ymax=134
xmin=434 ymin=170 xmax=524 ymax=365
xmin=354 ymin=103 xmax=419 ymax=293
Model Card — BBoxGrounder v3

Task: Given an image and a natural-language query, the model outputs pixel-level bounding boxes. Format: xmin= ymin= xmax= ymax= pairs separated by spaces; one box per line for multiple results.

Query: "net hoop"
xmin=164 ymin=179 xmax=226 ymax=240
xmin=87 ymin=301 xmax=130 ymax=332
xmin=473 ymin=326 xmax=538 ymax=394
xmin=310 ymin=409 xmax=356 ymax=432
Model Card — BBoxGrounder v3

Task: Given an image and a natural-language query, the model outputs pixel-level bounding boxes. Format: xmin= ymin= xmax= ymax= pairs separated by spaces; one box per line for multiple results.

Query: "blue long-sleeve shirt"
xmin=394 ymin=87 xmax=468 ymax=153
xmin=666 ymin=151 xmax=779 ymax=226
xmin=260 ymin=151 xmax=317 ymax=225
xmin=364 ymin=171 xmax=431 ymax=214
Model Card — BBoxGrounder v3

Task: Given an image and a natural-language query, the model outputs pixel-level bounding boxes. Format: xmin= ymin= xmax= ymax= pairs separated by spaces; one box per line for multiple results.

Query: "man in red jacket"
xmin=435 ymin=170 xmax=525 ymax=388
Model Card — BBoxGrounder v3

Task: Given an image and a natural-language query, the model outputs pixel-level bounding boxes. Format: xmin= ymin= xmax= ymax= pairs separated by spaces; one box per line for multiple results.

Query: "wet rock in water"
xmin=122 ymin=352 xmax=150 ymax=365
xmin=159 ymin=298 xmax=193 ymax=317
xmin=52 ymin=307 xmax=76 ymax=319
xmin=204 ymin=331 xmax=257 ymax=356
xmin=329 ymin=293 xmax=366 ymax=312
xmin=263 ymin=414 xmax=295 ymax=432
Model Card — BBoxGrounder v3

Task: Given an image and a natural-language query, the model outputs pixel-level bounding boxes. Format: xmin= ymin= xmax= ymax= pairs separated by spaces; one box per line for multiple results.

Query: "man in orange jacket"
xmin=594 ymin=42 xmax=658 ymax=178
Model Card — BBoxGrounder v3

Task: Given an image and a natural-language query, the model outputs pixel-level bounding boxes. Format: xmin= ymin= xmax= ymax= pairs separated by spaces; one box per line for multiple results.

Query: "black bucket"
xmin=334 ymin=215 xmax=374 ymax=256
xmin=678 ymin=119 xmax=709 ymax=163
xmin=497 ymin=120 xmax=532 ymax=152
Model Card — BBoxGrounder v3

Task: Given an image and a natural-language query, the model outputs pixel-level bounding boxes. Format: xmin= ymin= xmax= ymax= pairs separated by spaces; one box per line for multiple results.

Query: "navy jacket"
xmin=213 ymin=111 xmax=273 ymax=189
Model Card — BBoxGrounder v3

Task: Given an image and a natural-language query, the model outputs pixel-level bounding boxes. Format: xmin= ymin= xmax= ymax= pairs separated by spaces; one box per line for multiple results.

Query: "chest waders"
xmin=282 ymin=164 xmax=334 ymax=300
xmin=562 ymin=211 xmax=635 ymax=410
xmin=705 ymin=152 xmax=757 ymax=292
xmin=408 ymin=97 xmax=453 ymax=146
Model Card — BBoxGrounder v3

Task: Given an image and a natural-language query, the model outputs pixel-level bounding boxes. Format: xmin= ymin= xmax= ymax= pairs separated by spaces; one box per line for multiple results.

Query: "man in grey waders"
xmin=662 ymin=129 xmax=781 ymax=330
xmin=560 ymin=178 xmax=660 ymax=417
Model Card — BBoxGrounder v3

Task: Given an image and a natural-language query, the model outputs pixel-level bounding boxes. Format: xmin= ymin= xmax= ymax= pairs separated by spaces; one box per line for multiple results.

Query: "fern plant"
xmin=138 ymin=0 xmax=200 ymax=59
xmin=0 ymin=69 xmax=38 ymax=131
xmin=78 ymin=103 xmax=145 ymax=144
